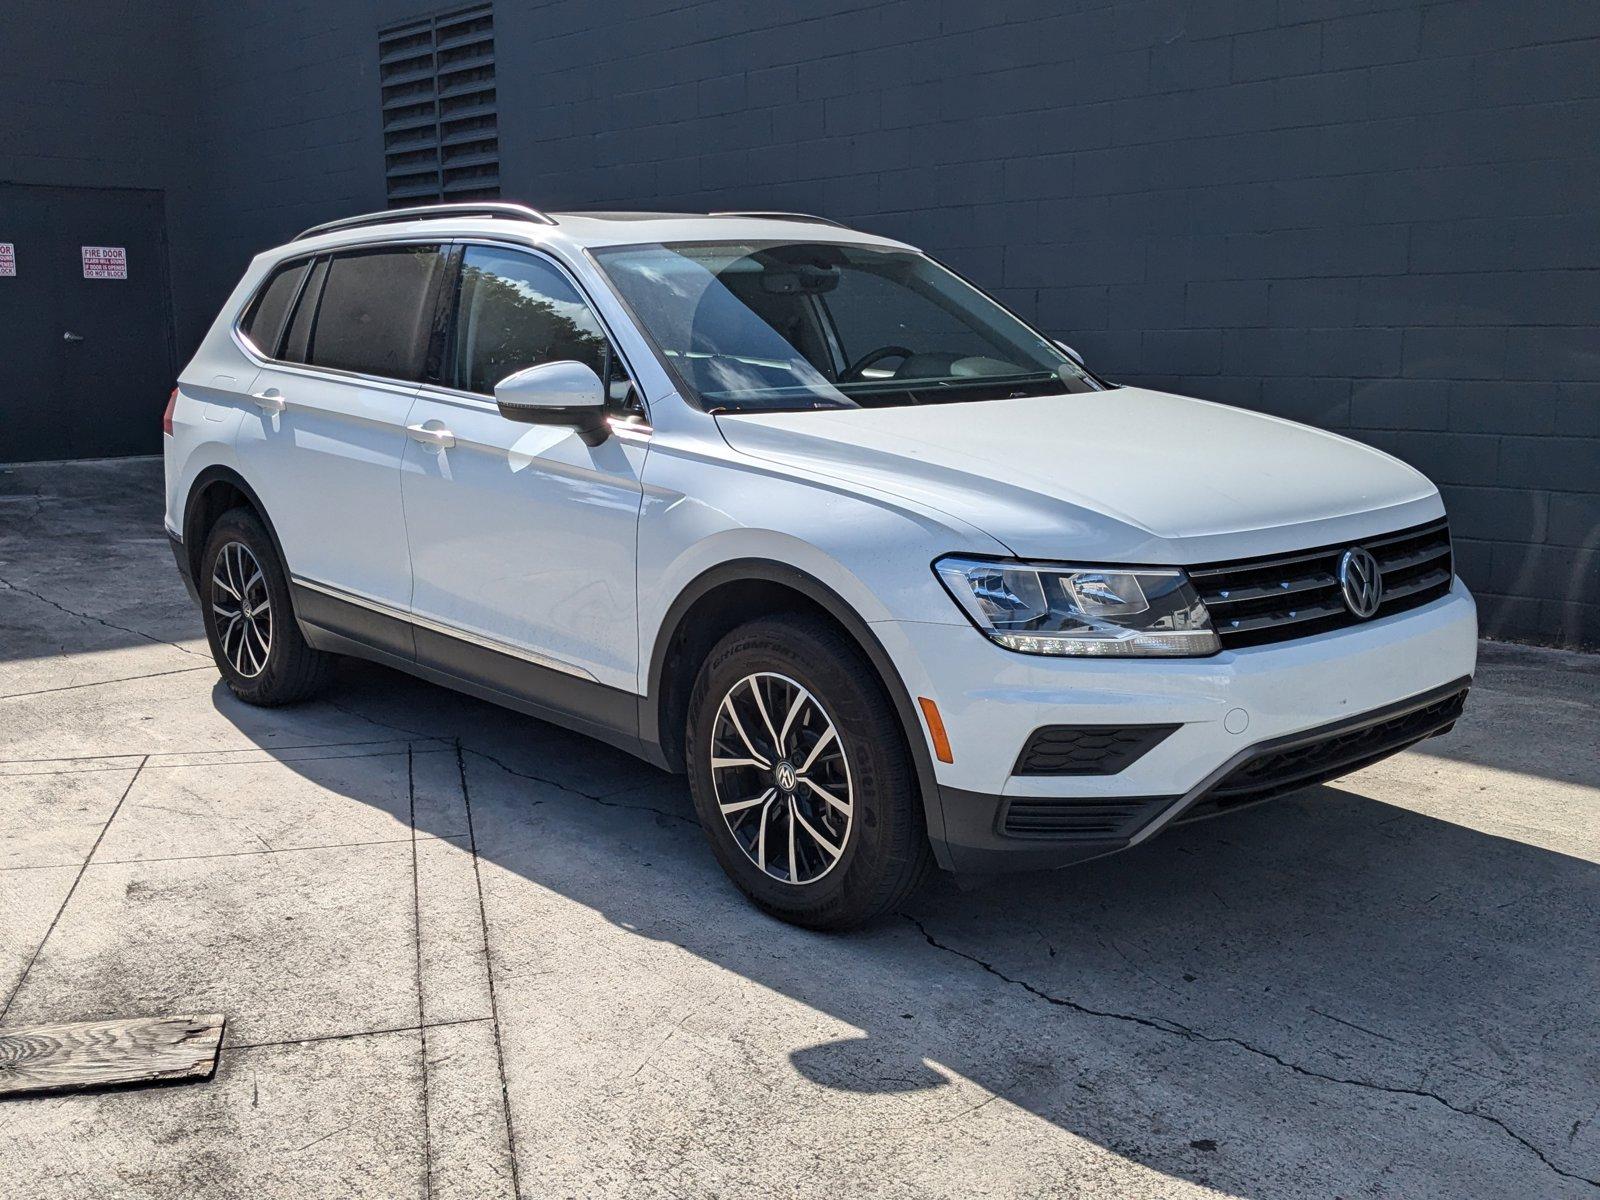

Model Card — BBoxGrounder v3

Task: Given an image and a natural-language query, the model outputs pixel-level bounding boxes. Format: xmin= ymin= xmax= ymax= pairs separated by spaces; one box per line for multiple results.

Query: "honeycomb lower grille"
xmin=1013 ymin=724 xmax=1179 ymax=776
xmin=1189 ymin=518 xmax=1453 ymax=650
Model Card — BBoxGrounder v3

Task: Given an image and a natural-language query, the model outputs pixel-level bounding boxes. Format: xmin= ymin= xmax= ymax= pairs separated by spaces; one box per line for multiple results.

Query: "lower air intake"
xmin=1001 ymin=795 xmax=1173 ymax=840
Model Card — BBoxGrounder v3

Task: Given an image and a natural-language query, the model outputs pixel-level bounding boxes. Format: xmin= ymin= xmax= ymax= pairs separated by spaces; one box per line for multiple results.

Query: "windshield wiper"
xmin=842 ymin=370 xmax=1057 ymax=393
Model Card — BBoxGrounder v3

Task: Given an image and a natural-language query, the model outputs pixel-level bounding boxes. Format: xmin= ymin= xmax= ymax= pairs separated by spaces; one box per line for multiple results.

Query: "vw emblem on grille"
xmin=1338 ymin=547 xmax=1383 ymax=618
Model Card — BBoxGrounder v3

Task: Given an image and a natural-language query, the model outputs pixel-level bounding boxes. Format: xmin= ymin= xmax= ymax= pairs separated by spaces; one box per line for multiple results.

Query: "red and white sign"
xmin=0 ymin=243 xmax=14 ymax=277
xmin=82 ymin=245 xmax=128 ymax=279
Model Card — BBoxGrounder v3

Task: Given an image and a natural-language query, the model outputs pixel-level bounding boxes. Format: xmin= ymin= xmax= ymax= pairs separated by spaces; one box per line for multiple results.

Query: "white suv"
xmin=164 ymin=203 xmax=1477 ymax=928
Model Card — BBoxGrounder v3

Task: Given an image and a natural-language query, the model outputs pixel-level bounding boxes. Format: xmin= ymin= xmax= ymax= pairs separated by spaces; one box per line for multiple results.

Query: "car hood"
xmin=714 ymin=387 xmax=1443 ymax=563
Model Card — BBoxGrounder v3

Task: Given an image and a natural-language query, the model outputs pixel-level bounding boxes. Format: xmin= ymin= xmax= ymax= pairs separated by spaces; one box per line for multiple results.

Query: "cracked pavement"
xmin=2 ymin=457 xmax=1597 ymax=1198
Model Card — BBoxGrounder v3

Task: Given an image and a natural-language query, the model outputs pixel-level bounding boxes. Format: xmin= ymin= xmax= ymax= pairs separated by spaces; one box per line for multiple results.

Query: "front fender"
xmin=635 ymin=429 xmax=1005 ymax=677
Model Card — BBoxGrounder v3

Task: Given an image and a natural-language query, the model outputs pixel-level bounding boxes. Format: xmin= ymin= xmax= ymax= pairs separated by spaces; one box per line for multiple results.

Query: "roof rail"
xmin=709 ymin=210 xmax=848 ymax=229
xmin=293 ymin=202 xmax=556 ymax=242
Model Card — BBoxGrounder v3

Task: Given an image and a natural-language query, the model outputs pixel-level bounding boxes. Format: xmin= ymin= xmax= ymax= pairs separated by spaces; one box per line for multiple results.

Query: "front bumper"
xmin=934 ymin=677 xmax=1468 ymax=871
xmin=874 ymin=578 xmax=1478 ymax=872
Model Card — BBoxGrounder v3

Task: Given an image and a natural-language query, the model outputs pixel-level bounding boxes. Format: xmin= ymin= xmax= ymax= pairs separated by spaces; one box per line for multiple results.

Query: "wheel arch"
xmin=642 ymin=558 xmax=950 ymax=858
xmin=180 ymin=465 xmax=291 ymax=585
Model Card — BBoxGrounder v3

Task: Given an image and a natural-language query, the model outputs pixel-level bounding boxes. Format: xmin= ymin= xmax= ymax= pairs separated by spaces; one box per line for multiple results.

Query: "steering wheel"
xmin=839 ymin=344 xmax=914 ymax=382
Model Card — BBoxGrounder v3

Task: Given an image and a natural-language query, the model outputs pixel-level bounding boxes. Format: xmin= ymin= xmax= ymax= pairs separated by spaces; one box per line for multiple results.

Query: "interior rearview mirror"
xmin=761 ymin=264 xmax=839 ymax=294
xmin=494 ymin=361 xmax=609 ymax=446
xmin=1055 ymin=340 xmax=1085 ymax=367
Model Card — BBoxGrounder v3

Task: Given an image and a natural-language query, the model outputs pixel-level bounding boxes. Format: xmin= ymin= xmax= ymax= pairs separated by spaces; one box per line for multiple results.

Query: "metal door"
xmin=0 ymin=184 xmax=175 ymax=462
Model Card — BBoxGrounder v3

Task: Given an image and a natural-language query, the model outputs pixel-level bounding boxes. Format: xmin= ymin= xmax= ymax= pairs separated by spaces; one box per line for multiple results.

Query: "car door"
xmin=400 ymin=241 xmax=648 ymax=715
xmin=234 ymin=243 xmax=449 ymax=658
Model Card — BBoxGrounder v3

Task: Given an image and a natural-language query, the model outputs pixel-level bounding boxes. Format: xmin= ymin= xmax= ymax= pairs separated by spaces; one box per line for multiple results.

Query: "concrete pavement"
xmin=2 ymin=457 xmax=1597 ymax=1198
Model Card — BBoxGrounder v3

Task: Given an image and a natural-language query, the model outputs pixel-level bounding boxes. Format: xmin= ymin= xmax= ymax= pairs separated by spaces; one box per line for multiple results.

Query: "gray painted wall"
xmin=5 ymin=0 xmax=1598 ymax=649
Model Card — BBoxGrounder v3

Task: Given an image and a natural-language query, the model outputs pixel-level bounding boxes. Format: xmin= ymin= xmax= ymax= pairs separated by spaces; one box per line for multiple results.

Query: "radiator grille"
xmin=1190 ymin=519 xmax=1453 ymax=650
xmin=379 ymin=5 xmax=499 ymax=206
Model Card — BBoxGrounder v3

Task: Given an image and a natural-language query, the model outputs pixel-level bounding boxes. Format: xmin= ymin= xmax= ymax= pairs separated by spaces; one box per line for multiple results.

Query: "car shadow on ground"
xmin=213 ymin=656 xmax=1600 ymax=1196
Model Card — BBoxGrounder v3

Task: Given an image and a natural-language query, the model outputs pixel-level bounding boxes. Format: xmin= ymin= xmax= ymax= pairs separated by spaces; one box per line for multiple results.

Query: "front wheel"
xmin=686 ymin=614 xmax=933 ymax=930
xmin=199 ymin=507 xmax=334 ymax=706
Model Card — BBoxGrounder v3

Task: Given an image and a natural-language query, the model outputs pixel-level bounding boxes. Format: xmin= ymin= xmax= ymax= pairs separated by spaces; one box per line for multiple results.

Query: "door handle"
xmin=249 ymin=389 xmax=286 ymax=414
xmin=62 ymin=331 xmax=84 ymax=343
xmin=407 ymin=422 xmax=455 ymax=449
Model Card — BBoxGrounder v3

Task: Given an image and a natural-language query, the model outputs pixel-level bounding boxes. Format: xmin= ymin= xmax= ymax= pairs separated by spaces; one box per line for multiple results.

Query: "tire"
xmin=199 ymin=507 xmax=334 ymax=706
xmin=686 ymin=613 xmax=934 ymax=930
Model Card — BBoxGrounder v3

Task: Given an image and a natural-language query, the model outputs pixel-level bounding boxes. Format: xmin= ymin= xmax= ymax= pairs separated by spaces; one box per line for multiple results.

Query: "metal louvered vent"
xmin=379 ymin=5 xmax=499 ymax=206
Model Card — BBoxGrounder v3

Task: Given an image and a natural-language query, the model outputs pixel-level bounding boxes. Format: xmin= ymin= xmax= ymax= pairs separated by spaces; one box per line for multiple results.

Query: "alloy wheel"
xmin=709 ymin=672 xmax=854 ymax=885
xmin=210 ymin=541 xmax=272 ymax=678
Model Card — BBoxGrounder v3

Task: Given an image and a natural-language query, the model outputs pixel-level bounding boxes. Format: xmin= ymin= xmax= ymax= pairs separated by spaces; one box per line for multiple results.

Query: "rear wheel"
xmin=686 ymin=614 xmax=933 ymax=930
xmin=200 ymin=508 xmax=334 ymax=706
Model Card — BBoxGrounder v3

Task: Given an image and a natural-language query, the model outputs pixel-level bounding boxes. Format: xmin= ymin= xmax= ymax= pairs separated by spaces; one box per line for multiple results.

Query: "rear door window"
xmin=303 ymin=245 xmax=446 ymax=381
xmin=239 ymin=259 xmax=310 ymax=357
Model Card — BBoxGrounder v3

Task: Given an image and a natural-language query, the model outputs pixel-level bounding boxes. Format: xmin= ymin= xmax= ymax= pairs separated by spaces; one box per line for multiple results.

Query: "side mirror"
xmin=1055 ymin=340 xmax=1085 ymax=367
xmin=494 ymin=361 xmax=608 ymax=447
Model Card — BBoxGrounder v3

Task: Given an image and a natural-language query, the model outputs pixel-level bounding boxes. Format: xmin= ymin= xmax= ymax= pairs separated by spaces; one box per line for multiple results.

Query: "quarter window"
xmin=449 ymin=245 xmax=632 ymax=410
xmin=304 ymin=245 xmax=446 ymax=381
xmin=281 ymin=258 xmax=329 ymax=365
xmin=240 ymin=260 xmax=310 ymax=357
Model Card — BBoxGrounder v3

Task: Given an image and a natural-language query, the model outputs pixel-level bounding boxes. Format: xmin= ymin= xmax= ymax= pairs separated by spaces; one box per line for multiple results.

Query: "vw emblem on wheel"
xmin=774 ymin=761 xmax=798 ymax=792
xmin=1338 ymin=547 xmax=1383 ymax=618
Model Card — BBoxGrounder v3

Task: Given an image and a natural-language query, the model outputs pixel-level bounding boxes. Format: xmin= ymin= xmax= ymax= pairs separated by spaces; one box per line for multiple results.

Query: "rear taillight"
xmin=163 ymin=388 xmax=178 ymax=436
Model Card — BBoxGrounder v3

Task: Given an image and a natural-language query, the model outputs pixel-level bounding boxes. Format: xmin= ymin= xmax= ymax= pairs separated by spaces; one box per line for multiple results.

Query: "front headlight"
xmin=934 ymin=556 xmax=1220 ymax=657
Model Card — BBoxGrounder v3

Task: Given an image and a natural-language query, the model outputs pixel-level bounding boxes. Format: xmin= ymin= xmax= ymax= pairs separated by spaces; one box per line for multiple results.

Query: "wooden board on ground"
xmin=0 ymin=1014 xmax=225 ymax=1098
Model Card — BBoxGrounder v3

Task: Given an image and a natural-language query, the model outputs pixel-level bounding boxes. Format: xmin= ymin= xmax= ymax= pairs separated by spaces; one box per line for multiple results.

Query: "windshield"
xmin=590 ymin=240 xmax=1107 ymax=413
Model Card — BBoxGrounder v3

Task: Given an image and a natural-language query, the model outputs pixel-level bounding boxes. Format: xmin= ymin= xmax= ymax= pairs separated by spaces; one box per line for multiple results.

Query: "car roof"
xmin=282 ymin=203 xmax=913 ymax=258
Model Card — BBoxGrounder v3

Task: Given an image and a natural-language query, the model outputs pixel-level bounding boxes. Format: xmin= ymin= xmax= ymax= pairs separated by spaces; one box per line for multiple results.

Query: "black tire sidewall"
xmin=686 ymin=615 xmax=926 ymax=927
xmin=200 ymin=509 xmax=304 ymax=704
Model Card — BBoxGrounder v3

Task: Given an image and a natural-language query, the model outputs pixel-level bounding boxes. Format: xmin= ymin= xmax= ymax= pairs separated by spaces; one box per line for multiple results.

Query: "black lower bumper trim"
xmin=1001 ymin=794 xmax=1173 ymax=840
xmin=935 ymin=784 xmax=1156 ymax=873
xmin=1168 ymin=677 xmax=1470 ymax=828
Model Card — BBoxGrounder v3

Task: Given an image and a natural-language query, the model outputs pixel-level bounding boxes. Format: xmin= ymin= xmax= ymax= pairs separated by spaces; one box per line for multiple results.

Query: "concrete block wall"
xmin=487 ymin=0 xmax=1600 ymax=648
xmin=7 ymin=0 xmax=1598 ymax=647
